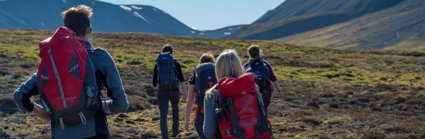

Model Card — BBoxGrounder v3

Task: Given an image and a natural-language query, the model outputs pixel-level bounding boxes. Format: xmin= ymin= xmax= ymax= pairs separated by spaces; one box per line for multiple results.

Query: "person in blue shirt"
xmin=13 ymin=5 xmax=128 ymax=139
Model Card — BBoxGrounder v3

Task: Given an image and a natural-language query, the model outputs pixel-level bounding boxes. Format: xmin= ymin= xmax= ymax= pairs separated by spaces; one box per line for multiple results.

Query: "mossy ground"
xmin=0 ymin=30 xmax=424 ymax=138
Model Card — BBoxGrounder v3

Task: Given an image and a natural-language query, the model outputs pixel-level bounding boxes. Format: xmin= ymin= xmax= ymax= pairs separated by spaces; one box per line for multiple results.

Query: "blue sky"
xmin=99 ymin=0 xmax=285 ymax=30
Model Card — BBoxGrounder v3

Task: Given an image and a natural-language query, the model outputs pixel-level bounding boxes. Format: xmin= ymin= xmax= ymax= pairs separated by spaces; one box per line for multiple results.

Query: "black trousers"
xmin=157 ymin=90 xmax=180 ymax=139
xmin=262 ymin=92 xmax=272 ymax=117
xmin=194 ymin=112 xmax=207 ymax=139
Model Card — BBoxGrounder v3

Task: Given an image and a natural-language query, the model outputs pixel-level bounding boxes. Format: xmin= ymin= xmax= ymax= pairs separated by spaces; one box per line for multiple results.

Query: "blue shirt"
xmin=13 ymin=42 xmax=128 ymax=139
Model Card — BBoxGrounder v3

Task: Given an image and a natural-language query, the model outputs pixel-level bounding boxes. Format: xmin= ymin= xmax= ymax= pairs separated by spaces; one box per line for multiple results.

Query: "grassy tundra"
xmin=0 ymin=30 xmax=424 ymax=138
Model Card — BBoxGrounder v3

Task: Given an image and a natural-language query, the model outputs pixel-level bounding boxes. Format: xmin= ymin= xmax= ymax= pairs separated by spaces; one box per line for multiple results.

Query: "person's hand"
xmin=278 ymin=90 xmax=284 ymax=100
xmin=184 ymin=120 xmax=190 ymax=131
xmin=33 ymin=104 xmax=50 ymax=121
xmin=183 ymin=93 xmax=187 ymax=101
xmin=181 ymin=89 xmax=187 ymax=101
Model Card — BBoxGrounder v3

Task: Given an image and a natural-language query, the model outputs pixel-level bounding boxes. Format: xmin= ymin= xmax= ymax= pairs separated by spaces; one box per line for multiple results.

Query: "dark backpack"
xmin=214 ymin=73 xmax=272 ymax=139
xmin=195 ymin=63 xmax=217 ymax=114
xmin=245 ymin=58 xmax=271 ymax=95
xmin=156 ymin=52 xmax=179 ymax=90
xmin=37 ymin=27 xmax=100 ymax=129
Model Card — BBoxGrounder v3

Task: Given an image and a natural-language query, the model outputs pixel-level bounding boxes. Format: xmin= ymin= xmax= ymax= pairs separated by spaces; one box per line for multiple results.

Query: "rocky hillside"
xmin=0 ymin=0 xmax=236 ymax=38
xmin=279 ymin=0 xmax=425 ymax=51
xmin=227 ymin=0 xmax=404 ymax=40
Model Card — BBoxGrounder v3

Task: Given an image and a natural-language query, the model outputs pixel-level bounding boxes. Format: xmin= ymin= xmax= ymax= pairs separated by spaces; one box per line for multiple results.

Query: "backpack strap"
xmin=47 ymin=48 xmax=68 ymax=108
xmin=214 ymin=87 xmax=246 ymax=139
xmin=225 ymin=97 xmax=247 ymax=139
xmin=254 ymin=91 xmax=271 ymax=139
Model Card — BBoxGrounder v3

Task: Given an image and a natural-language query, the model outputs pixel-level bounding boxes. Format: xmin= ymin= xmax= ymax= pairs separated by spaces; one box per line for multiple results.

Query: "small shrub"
xmin=362 ymin=130 xmax=386 ymax=139
xmin=324 ymin=116 xmax=351 ymax=125
xmin=125 ymin=58 xmax=143 ymax=65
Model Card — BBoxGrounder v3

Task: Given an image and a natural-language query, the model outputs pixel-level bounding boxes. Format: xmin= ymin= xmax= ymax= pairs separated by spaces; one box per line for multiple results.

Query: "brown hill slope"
xmin=279 ymin=0 xmax=425 ymax=51
xmin=227 ymin=0 xmax=404 ymax=40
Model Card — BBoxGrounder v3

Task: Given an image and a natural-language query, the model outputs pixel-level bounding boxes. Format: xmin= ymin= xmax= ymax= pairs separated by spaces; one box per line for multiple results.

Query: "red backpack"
xmin=37 ymin=27 xmax=99 ymax=128
xmin=213 ymin=73 xmax=272 ymax=139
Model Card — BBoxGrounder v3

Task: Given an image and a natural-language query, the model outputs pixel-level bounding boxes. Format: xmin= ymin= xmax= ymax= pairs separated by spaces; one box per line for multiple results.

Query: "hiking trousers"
xmin=194 ymin=112 xmax=207 ymax=139
xmin=157 ymin=90 xmax=180 ymax=139
xmin=262 ymin=91 xmax=272 ymax=117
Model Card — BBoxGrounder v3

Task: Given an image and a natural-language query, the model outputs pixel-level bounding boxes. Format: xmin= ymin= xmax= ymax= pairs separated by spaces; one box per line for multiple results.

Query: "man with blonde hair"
xmin=13 ymin=5 xmax=128 ymax=139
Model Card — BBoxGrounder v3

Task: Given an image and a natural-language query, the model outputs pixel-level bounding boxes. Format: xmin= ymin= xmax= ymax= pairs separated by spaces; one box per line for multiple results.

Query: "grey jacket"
xmin=203 ymin=87 xmax=219 ymax=139
xmin=13 ymin=42 xmax=128 ymax=139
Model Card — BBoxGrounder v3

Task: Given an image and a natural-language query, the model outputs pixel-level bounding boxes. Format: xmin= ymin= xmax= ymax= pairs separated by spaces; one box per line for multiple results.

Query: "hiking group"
xmin=12 ymin=5 xmax=283 ymax=139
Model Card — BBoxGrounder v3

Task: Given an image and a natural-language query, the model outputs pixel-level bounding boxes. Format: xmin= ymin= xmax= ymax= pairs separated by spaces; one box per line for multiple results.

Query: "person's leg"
xmin=262 ymin=92 xmax=272 ymax=117
xmin=170 ymin=91 xmax=180 ymax=137
xmin=158 ymin=91 xmax=170 ymax=139
xmin=84 ymin=134 xmax=108 ymax=139
xmin=194 ymin=112 xmax=207 ymax=139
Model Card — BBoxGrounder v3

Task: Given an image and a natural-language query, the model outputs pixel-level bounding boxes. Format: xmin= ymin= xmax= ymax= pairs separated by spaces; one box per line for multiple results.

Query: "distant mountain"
xmin=279 ymin=0 xmax=425 ymax=51
xmin=0 ymin=0 xmax=232 ymax=38
xmin=192 ymin=25 xmax=246 ymax=39
xmin=227 ymin=0 xmax=404 ymax=40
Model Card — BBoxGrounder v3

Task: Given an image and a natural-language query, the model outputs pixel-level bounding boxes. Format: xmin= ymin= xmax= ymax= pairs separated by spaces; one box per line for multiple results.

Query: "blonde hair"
xmin=215 ymin=49 xmax=244 ymax=80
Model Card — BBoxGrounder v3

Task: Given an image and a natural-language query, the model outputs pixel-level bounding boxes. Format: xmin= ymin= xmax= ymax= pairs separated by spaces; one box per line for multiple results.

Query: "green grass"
xmin=1 ymin=30 xmax=425 ymax=138
xmin=323 ymin=116 xmax=352 ymax=125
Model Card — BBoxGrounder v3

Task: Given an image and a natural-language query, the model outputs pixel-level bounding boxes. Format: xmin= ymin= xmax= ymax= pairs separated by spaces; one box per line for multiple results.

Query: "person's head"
xmin=247 ymin=45 xmax=261 ymax=58
xmin=61 ymin=5 xmax=93 ymax=37
xmin=215 ymin=49 xmax=243 ymax=80
xmin=161 ymin=44 xmax=173 ymax=54
xmin=199 ymin=52 xmax=215 ymax=64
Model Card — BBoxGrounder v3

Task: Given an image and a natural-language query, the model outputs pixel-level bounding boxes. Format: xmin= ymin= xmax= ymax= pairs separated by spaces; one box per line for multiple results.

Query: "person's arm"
xmin=98 ymin=49 xmax=128 ymax=113
xmin=265 ymin=61 xmax=283 ymax=99
xmin=273 ymin=80 xmax=283 ymax=99
xmin=243 ymin=62 xmax=249 ymax=71
xmin=13 ymin=73 xmax=39 ymax=112
xmin=174 ymin=61 xmax=187 ymax=99
xmin=203 ymin=89 xmax=218 ymax=138
xmin=13 ymin=73 xmax=50 ymax=121
xmin=179 ymin=82 xmax=187 ymax=100
xmin=184 ymin=84 xmax=196 ymax=131
xmin=152 ymin=64 xmax=158 ymax=88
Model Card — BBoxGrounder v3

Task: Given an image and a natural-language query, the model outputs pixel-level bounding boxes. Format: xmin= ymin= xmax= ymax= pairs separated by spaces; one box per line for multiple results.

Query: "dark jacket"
xmin=243 ymin=59 xmax=277 ymax=82
xmin=13 ymin=41 xmax=128 ymax=139
xmin=152 ymin=60 xmax=185 ymax=88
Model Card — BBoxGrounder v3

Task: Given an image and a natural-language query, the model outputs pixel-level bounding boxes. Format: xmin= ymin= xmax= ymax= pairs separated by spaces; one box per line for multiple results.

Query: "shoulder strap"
xmin=225 ymin=97 xmax=246 ymax=139
xmin=254 ymin=91 xmax=271 ymax=139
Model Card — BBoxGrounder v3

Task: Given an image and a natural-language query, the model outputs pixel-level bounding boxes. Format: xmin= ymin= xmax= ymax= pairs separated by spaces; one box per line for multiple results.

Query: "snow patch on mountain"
xmin=120 ymin=5 xmax=132 ymax=12
xmin=131 ymin=6 xmax=142 ymax=10
xmin=133 ymin=12 xmax=151 ymax=24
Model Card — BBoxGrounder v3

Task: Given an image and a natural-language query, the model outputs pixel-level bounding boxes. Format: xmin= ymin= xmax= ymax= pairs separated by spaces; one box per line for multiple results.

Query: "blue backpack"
xmin=245 ymin=58 xmax=271 ymax=95
xmin=156 ymin=52 xmax=179 ymax=90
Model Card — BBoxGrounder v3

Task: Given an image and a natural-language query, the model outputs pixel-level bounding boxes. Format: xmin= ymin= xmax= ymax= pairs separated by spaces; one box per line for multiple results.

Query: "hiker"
xmin=244 ymin=45 xmax=283 ymax=115
xmin=184 ymin=52 xmax=217 ymax=139
xmin=204 ymin=49 xmax=272 ymax=139
xmin=152 ymin=44 xmax=186 ymax=139
xmin=12 ymin=5 xmax=128 ymax=139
